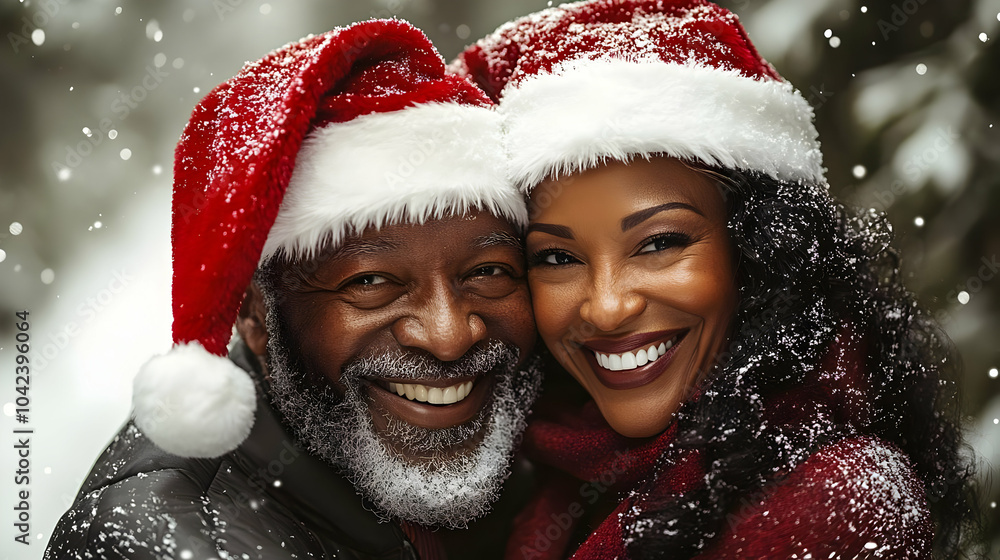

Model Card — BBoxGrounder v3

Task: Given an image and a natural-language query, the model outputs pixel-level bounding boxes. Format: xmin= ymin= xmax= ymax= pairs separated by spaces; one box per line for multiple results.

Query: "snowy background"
xmin=0 ymin=0 xmax=998 ymax=557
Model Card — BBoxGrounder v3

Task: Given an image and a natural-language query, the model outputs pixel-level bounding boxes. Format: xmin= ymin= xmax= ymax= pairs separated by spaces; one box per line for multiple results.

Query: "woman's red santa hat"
xmin=132 ymin=19 xmax=526 ymax=458
xmin=452 ymin=0 xmax=826 ymax=190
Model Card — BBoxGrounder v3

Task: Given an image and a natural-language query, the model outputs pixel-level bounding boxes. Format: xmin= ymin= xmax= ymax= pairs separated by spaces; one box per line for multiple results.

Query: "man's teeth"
xmin=594 ymin=338 xmax=675 ymax=372
xmin=387 ymin=380 xmax=475 ymax=405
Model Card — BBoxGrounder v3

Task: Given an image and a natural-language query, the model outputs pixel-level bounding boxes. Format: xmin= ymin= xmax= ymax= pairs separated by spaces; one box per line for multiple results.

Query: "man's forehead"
xmin=298 ymin=218 xmax=522 ymax=267
xmin=336 ymin=219 xmax=520 ymax=255
xmin=331 ymin=237 xmax=401 ymax=259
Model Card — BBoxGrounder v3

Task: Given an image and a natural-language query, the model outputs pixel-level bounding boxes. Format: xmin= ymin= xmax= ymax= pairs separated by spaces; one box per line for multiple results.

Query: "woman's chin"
xmin=593 ymin=395 xmax=681 ymax=439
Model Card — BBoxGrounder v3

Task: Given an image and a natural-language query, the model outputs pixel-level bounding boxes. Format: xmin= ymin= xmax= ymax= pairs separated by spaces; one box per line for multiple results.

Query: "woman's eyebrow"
xmin=526 ymin=223 xmax=575 ymax=239
xmin=621 ymin=202 xmax=704 ymax=232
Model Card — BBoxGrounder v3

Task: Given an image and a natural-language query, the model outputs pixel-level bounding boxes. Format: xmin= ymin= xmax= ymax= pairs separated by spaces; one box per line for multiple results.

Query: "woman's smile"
xmin=581 ymin=328 xmax=688 ymax=389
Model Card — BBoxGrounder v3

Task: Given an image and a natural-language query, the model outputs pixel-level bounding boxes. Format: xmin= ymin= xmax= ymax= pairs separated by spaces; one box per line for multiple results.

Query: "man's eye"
xmin=471 ymin=265 xmax=507 ymax=277
xmin=348 ymin=274 xmax=387 ymax=287
xmin=465 ymin=264 xmax=519 ymax=299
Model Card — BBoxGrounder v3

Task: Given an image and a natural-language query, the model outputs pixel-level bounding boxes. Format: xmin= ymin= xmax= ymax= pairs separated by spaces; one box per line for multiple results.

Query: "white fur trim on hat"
xmin=261 ymin=102 xmax=526 ymax=262
xmin=500 ymin=58 xmax=826 ymax=190
xmin=132 ymin=342 xmax=257 ymax=458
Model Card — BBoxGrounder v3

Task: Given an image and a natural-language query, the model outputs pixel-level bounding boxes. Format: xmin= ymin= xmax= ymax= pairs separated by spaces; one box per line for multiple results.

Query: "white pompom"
xmin=132 ymin=342 xmax=257 ymax=458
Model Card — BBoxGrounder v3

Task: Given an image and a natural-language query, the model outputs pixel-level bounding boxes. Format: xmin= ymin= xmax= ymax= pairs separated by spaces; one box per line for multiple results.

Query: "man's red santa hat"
xmin=132 ymin=19 xmax=526 ymax=458
xmin=451 ymin=0 xmax=826 ymax=190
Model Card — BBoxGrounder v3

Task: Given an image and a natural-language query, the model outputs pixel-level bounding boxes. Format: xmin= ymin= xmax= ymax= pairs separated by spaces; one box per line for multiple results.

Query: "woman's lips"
xmin=364 ymin=374 xmax=494 ymax=429
xmin=581 ymin=330 xmax=688 ymax=390
xmin=583 ymin=329 xmax=686 ymax=354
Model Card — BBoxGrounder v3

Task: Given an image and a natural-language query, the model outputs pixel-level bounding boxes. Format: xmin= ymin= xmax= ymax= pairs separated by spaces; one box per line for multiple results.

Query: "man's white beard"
xmin=263 ymin=299 xmax=542 ymax=528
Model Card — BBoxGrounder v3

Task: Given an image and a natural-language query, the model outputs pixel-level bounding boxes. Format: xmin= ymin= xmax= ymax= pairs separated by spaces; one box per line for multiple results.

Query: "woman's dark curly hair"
xmin=626 ymin=168 xmax=981 ymax=558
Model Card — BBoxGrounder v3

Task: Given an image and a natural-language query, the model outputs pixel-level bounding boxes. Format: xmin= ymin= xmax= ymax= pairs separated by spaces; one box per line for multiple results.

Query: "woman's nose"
xmin=578 ymin=269 xmax=646 ymax=333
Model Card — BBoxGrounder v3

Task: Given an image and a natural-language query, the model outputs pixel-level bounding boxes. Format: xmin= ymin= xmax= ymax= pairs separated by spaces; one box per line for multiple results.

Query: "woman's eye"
xmin=531 ymin=250 xmax=578 ymax=266
xmin=638 ymin=233 xmax=691 ymax=254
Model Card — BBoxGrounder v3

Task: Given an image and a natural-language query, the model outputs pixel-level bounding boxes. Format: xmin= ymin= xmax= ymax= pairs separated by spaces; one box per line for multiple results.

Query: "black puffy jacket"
xmin=46 ymin=342 xmax=431 ymax=560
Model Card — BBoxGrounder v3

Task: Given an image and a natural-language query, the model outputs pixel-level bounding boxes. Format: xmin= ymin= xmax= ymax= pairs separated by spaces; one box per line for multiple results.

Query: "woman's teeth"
xmin=594 ymin=338 xmax=676 ymax=372
xmin=387 ymin=380 xmax=474 ymax=405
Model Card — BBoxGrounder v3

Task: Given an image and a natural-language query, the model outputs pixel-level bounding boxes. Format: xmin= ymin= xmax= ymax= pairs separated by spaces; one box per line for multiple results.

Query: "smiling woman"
xmin=454 ymin=0 xmax=981 ymax=558
xmin=527 ymin=158 xmax=737 ymax=438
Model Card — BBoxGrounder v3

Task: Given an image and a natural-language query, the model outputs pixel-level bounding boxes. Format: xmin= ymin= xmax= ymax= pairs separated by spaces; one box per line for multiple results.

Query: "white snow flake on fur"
xmin=261 ymin=102 xmax=526 ymax=262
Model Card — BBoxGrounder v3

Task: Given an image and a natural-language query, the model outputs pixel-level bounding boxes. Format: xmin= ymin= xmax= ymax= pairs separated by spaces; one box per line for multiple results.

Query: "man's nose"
xmin=391 ymin=282 xmax=487 ymax=362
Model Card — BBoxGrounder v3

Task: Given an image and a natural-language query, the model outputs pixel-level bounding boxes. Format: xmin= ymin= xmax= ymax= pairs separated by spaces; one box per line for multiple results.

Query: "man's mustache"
xmin=340 ymin=340 xmax=518 ymax=382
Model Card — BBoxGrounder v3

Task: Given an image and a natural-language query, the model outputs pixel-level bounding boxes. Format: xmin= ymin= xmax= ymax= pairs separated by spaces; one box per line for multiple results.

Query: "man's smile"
xmin=387 ymin=379 xmax=476 ymax=404
xmin=364 ymin=374 xmax=497 ymax=429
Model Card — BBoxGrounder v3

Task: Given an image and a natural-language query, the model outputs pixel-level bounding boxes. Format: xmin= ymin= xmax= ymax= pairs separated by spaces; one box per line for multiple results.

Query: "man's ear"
xmin=236 ymin=281 xmax=269 ymax=357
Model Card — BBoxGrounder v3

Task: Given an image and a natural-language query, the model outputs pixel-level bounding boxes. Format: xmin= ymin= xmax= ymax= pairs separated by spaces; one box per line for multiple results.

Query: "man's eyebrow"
xmin=525 ymin=223 xmax=575 ymax=239
xmin=471 ymin=231 xmax=523 ymax=251
xmin=285 ymin=238 xmax=399 ymax=288
xmin=621 ymin=202 xmax=704 ymax=232
xmin=322 ymin=237 xmax=401 ymax=260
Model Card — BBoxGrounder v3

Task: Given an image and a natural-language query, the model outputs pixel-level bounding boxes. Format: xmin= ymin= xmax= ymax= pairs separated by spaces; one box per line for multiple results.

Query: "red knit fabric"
xmin=509 ymin=331 xmax=933 ymax=559
xmin=400 ymin=521 xmax=446 ymax=560
xmin=506 ymin=403 xmax=703 ymax=560
xmin=692 ymin=436 xmax=933 ymax=559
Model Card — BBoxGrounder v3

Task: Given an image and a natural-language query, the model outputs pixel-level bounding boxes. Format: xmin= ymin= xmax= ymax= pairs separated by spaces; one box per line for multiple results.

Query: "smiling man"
xmin=246 ymin=212 xmax=537 ymax=529
xmin=46 ymin=20 xmax=540 ymax=560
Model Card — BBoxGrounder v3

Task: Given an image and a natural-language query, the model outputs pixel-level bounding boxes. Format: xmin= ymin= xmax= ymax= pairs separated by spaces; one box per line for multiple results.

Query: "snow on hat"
xmin=452 ymin=0 xmax=825 ymax=190
xmin=133 ymin=19 xmax=526 ymax=458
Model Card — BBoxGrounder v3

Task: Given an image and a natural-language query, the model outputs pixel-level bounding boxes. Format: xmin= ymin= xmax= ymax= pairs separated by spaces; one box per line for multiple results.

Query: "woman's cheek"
xmin=530 ymin=280 xmax=573 ymax=347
